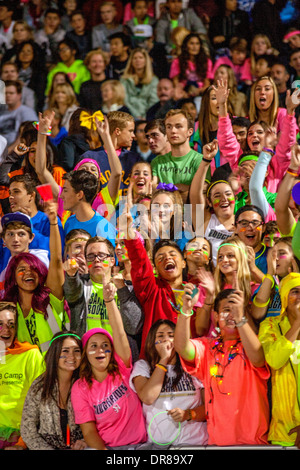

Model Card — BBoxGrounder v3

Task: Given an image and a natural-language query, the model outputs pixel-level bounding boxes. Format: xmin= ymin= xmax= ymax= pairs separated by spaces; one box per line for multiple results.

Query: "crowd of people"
xmin=0 ymin=0 xmax=300 ymax=452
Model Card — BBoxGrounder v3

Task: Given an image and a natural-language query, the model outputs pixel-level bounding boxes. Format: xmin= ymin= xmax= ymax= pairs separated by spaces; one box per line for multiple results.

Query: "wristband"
xmin=49 ymin=223 xmax=58 ymax=225
xmin=104 ymin=298 xmax=114 ymax=303
xmin=287 ymin=168 xmax=298 ymax=177
xmin=187 ymin=409 xmax=197 ymax=421
xmin=262 ymin=147 xmax=275 ymax=155
xmin=253 ymin=296 xmax=270 ymax=308
xmin=262 ymin=274 xmax=275 ymax=288
xmin=155 ymin=363 xmax=167 ymax=372
xmin=202 ymin=157 xmax=212 ymax=163
xmin=179 ymin=307 xmax=194 ymax=317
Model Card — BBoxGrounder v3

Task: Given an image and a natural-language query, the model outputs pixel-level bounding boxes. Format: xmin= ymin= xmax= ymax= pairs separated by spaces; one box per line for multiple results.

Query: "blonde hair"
xmin=249 ymin=76 xmax=279 ymax=127
xmin=101 ymin=79 xmax=126 ymax=106
xmin=107 ymin=110 xmax=135 ymax=132
xmin=12 ymin=20 xmax=34 ymax=45
xmin=214 ymin=236 xmax=251 ymax=305
xmin=84 ymin=48 xmax=108 ymax=68
xmin=122 ymin=47 xmax=154 ymax=85
xmin=171 ymin=26 xmax=190 ymax=55
xmin=49 ymin=82 xmax=78 ymax=109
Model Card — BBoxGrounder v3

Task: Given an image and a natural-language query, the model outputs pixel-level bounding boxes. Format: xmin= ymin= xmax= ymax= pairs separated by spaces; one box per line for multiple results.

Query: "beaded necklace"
xmin=209 ymin=336 xmax=246 ymax=399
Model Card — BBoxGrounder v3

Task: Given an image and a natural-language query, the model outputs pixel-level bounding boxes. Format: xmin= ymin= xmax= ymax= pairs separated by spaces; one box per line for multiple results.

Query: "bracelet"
xmin=202 ymin=157 xmax=212 ymax=163
xmin=49 ymin=223 xmax=58 ymax=225
xmin=155 ymin=363 xmax=167 ymax=372
xmin=187 ymin=409 xmax=197 ymax=421
xmin=179 ymin=307 xmax=194 ymax=317
xmin=235 ymin=316 xmax=248 ymax=327
xmin=253 ymin=296 xmax=270 ymax=308
xmin=104 ymin=298 xmax=114 ymax=303
xmin=262 ymin=147 xmax=275 ymax=155
xmin=287 ymin=169 xmax=298 ymax=177
xmin=262 ymin=274 xmax=275 ymax=288
xmin=39 ymin=131 xmax=52 ymax=136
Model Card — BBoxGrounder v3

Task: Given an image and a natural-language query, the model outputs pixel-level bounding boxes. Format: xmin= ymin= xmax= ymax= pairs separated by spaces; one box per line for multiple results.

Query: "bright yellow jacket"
xmin=259 ymin=314 xmax=300 ymax=446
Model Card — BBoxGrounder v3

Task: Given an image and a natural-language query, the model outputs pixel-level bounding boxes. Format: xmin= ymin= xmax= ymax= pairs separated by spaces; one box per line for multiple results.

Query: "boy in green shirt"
xmin=151 ymin=109 xmax=203 ymax=203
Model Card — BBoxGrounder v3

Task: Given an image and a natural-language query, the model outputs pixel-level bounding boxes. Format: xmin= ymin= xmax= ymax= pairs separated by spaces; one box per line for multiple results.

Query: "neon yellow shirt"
xmin=259 ymin=314 xmax=300 ymax=446
xmin=0 ymin=347 xmax=44 ymax=440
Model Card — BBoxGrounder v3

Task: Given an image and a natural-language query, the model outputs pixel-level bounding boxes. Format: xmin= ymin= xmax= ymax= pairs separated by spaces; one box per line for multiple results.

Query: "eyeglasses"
xmin=86 ymin=252 xmax=113 ymax=262
xmin=236 ymin=219 xmax=263 ymax=228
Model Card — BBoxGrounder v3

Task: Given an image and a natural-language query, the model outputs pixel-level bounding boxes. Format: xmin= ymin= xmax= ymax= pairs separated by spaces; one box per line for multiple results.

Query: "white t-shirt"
xmin=204 ymin=214 xmax=234 ymax=266
xmin=130 ymin=359 xmax=208 ymax=446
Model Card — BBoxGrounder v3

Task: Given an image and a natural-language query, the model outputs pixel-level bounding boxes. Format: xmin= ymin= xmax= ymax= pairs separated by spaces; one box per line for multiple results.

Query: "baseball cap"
xmin=81 ymin=328 xmax=113 ymax=348
xmin=1 ymin=212 xmax=33 ymax=230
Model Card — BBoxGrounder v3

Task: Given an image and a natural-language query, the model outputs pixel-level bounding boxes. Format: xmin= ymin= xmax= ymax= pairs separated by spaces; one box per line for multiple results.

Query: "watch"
xmin=235 ymin=316 xmax=248 ymax=327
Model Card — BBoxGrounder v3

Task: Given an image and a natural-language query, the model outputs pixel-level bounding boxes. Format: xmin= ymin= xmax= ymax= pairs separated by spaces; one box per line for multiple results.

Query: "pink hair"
xmin=2 ymin=253 xmax=51 ymax=318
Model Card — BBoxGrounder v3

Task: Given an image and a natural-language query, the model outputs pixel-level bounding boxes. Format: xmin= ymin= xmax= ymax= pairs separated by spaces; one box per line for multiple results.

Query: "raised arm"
xmin=174 ymin=283 xmax=198 ymax=363
xmin=35 ymin=111 xmax=60 ymax=200
xmin=102 ymin=274 xmax=131 ymax=367
xmin=95 ymin=116 xmax=122 ymax=203
xmin=44 ymin=200 xmax=64 ymax=300
xmin=190 ymin=139 xmax=218 ymax=229
xmin=274 ymin=144 xmax=300 ymax=236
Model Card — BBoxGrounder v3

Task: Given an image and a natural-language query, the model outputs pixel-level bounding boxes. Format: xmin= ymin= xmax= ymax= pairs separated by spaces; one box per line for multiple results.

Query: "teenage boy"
xmin=0 ymin=80 xmax=37 ymax=148
xmin=8 ymin=174 xmax=65 ymax=252
xmin=106 ymin=32 xmax=131 ymax=80
xmin=174 ymin=286 xmax=270 ymax=446
xmin=235 ymin=204 xmax=268 ymax=282
xmin=92 ymin=1 xmax=123 ymax=53
xmin=61 ymin=170 xmax=115 ymax=242
xmin=271 ymin=60 xmax=290 ymax=108
xmin=121 ymin=207 xmax=188 ymax=356
xmin=151 ymin=109 xmax=203 ymax=203
xmin=34 ymin=8 xmax=66 ymax=67
xmin=0 ymin=212 xmax=49 ymax=291
xmin=65 ymin=10 xmax=92 ymax=60
xmin=289 ymin=48 xmax=300 ymax=83
xmin=80 ymin=110 xmax=139 ymax=197
xmin=132 ymin=120 xmax=156 ymax=162
xmin=45 ymin=37 xmax=90 ymax=95
xmin=1 ymin=62 xmax=35 ymax=109
xmin=126 ymin=0 xmax=156 ymax=47
xmin=79 ymin=49 xmax=107 ymax=111
xmin=155 ymin=0 xmax=206 ymax=54
xmin=144 ymin=118 xmax=171 ymax=156
xmin=63 ymin=236 xmax=144 ymax=356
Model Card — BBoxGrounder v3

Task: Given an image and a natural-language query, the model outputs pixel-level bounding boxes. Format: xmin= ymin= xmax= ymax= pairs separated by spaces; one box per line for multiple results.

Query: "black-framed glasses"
xmin=236 ymin=219 xmax=264 ymax=228
xmin=86 ymin=252 xmax=113 ymax=262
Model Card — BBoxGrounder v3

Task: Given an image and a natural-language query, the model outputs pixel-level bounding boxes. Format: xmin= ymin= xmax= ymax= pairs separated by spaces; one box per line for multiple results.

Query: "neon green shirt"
xmin=0 ymin=347 xmax=44 ymax=440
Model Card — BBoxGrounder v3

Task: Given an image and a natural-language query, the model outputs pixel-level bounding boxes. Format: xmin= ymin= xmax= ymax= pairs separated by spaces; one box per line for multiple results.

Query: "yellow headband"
xmin=279 ymin=273 xmax=300 ymax=314
xmin=79 ymin=110 xmax=104 ymax=130
xmin=207 ymin=180 xmax=230 ymax=198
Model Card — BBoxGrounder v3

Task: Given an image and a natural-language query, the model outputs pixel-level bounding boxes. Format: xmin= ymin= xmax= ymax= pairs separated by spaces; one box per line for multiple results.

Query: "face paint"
xmin=256 ymin=226 xmax=262 ymax=231
xmin=203 ymin=250 xmax=209 ymax=259
xmin=279 ymin=255 xmax=288 ymax=259
xmin=88 ymin=263 xmax=93 ymax=269
xmin=102 ymin=260 xmax=109 ymax=266
xmin=228 ymin=196 xmax=235 ymax=204
xmin=213 ymin=198 xmax=220 ymax=207
xmin=70 ymin=258 xmax=77 ymax=266
xmin=88 ymin=350 xmax=96 ymax=354
xmin=104 ymin=349 xmax=111 ymax=354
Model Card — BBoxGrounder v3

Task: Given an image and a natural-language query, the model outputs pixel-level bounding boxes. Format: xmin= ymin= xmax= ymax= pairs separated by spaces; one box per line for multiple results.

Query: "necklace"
xmin=209 ymin=337 xmax=245 ymax=397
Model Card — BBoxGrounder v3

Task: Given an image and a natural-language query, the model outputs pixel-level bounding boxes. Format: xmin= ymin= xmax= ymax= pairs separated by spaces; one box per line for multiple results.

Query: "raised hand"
xmin=290 ymin=144 xmax=300 ymax=172
xmin=38 ymin=110 xmax=55 ymax=134
xmin=212 ymin=79 xmax=230 ymax=105
xmin=63 ymin=257 xmax=79 ymax=277
xmin=202 ymin=139 xmax=219 ymax=163
xmin=102 ymin=273 xmax=117 ymax=302
xmin=182 ymin=282 xmax=199 ymax=314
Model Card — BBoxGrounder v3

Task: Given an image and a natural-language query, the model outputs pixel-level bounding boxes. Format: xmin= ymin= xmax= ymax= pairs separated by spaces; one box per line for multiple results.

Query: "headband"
xmin=217 ymin=243 xmax=248 ymax=256
xmin=65 ymin=236 xmax=90 ymax=246
xmin=206 ymin=180 xmax=230 ymax=197
xmin=79 ymin=110 xmax=104 ymax=130
xmin=238 ymin=155 xmax=259 ymax=166
xmin=49 ymin=333 xmax=81 ymax=347
xmin=74 ymin=158 xmax=101 ymax=176
xmin=284 ymin=30 xmax=300 ymax=41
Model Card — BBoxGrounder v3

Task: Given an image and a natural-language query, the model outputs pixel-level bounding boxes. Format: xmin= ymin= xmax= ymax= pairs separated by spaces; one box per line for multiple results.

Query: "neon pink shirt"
xmin=169 ymin=57 xmax=214 ymax=87
xmin=71 ymin=353 xmax=147 ymax=448
xmin=181 ymin=337 xmax=270 ymax=446
xmin=212 ymin=56 xmax=252 ymax=83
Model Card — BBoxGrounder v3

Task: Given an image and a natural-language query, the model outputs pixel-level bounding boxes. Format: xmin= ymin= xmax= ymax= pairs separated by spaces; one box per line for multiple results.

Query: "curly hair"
xmin=178 ymin=33 xmax=208 ymax=83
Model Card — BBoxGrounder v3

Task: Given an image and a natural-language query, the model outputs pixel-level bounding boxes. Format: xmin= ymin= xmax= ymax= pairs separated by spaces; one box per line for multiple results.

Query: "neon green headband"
xmin=238 ymin=155 xmax=259 ymax=166
xmin=49 ymin=333 xmax=81 ymax=346
xmin=217 ymin=243 xmax=248 ymax=256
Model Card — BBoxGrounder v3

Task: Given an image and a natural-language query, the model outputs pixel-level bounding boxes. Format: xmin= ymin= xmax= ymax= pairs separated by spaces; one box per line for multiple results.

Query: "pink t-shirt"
xmin=71 ymin=354 xmax=147 ymax=448
xmin=169 ymin=57 xmax=214 ymax=87
xmin=212 ymin=56 xmax=252 ymax=83
xmin=181 ymin=337 xmax=270 ymax=446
